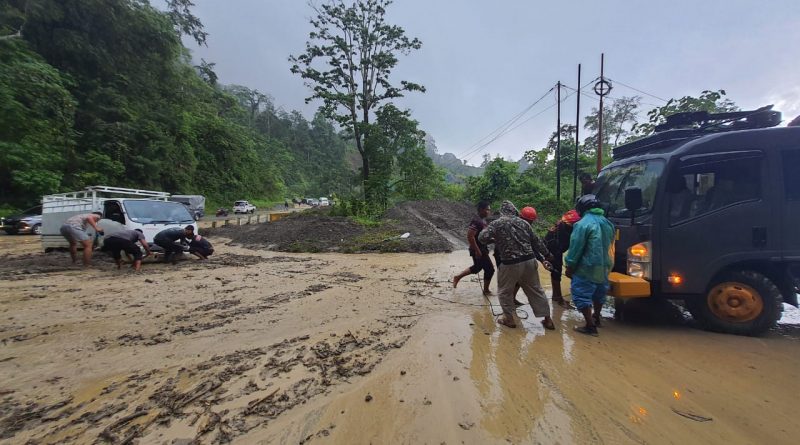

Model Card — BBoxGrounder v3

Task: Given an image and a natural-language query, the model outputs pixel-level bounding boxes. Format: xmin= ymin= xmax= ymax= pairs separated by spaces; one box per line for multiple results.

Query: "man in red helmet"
xmin=545 ymin=209 xmax=581 ymax=307
xmin=479 ymin=201 xmax=555 ymax=330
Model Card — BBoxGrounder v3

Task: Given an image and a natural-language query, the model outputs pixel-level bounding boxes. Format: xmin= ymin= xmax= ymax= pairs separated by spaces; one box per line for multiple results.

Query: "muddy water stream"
xmin=0 ymin=236 xmax=798 ymax=444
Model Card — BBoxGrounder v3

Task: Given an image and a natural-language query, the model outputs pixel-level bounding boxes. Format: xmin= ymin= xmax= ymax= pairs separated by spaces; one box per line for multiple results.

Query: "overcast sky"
xmin=176 ymin=0 xmax=800 ymax=165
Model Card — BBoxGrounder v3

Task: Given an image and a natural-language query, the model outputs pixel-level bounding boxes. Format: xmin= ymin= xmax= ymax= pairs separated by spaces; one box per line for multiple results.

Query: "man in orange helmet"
xmin=545 ymin=209 xmax=581 ymax=307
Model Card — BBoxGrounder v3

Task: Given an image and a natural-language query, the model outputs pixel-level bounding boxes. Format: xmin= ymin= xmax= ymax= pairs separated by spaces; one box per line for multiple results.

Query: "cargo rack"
xmin=613 ymin=105 xmax=782 ymax=160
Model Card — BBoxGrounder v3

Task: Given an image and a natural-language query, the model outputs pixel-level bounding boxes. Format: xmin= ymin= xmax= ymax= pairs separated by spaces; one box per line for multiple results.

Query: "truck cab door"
xmin=660 ymin=152 xmax=776 ymax=296
xmin=103 ymin=200 xmax=126 ymax=225
xmin=781 ymin=149 xmax=800 ymax=261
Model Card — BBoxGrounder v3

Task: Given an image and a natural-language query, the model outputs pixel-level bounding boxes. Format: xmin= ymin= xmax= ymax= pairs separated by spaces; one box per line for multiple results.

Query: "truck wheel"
xmin=688 ymin=270 xmax=783 ymax=336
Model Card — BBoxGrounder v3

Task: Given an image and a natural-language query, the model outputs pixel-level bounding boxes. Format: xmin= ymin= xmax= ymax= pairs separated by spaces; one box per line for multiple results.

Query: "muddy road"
xmin=1 ymin=236 xmax=799 ymax=444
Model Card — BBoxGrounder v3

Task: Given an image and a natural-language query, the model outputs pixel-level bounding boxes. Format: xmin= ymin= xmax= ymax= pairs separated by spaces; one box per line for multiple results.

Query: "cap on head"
xmin=500 ymin=200 xmax=519 ymax=217
xmin=520 ymin=206 xmax=537 ymax=222
xmin=185 ymin=225 xmax=195 ymax=232
xmin=576 ymin=194 xmax=601 ymax=216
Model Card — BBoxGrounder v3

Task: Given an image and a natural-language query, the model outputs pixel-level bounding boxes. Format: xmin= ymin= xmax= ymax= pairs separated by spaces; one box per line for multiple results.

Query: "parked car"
xmin=319 ymin=197 xmax=330 ymax=207
xmin=1 ymin=205 xmax=43 ymax=235
xmin=233 ymin=200 xmax=256 ymax=214
xmin=308 ymin=198 xmax=320 ymax=207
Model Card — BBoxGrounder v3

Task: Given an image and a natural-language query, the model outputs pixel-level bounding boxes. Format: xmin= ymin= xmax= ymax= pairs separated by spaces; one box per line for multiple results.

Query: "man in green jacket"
xmin=565 ymin=195 xmax=615 ymax=336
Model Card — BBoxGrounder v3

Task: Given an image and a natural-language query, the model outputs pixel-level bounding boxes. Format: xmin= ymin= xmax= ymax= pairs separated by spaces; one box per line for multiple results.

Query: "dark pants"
xmin=469 ymin=250 xmax=495 ymax=282
xmin=104 ymin=237 xmax=143 ymax=261
xmin=545 ymin=238 xmax=564 ymax=282
xmin=154 ymin=236 xmax=184 ymax=256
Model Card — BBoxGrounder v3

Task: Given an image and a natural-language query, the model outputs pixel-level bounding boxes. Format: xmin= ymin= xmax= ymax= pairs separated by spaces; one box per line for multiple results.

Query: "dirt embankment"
xmin=210 ymin=199 xmax=475 ymax=254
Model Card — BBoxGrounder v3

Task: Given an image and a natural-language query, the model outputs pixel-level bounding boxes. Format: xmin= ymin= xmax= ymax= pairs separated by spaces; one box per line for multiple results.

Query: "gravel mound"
xmin=210 ymin=200 xmax=476 ymax=253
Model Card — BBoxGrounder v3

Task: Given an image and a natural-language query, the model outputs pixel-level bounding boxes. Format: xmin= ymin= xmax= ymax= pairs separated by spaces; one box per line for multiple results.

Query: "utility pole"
xmin=574 ymin=64 xmax=581 ymax=202
xmin=556 ymin=81 xmax=561 ymax=201
xmin=596 ymin=53 xmax=605 ymax=174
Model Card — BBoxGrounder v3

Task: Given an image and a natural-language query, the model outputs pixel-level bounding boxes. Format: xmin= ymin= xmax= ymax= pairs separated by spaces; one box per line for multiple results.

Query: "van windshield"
xmin=595 ymin=159 xmax=665 ymax=218
xmin=124 ymin=200 xmax=195 ymax=224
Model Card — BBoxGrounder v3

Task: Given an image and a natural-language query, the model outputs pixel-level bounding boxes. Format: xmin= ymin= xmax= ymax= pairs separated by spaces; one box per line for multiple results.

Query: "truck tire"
xmin=687 ymin=270 xmax=783 ymax=336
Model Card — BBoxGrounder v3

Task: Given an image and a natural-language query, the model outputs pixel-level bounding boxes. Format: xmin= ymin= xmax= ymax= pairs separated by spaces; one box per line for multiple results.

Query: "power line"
xmin=446 ymin=86 xmax=557 ymax=166
xmin=605 ymin=77 xmax=668 ymax=102
xmin=455 ymin=87 xmax=555 ymax=159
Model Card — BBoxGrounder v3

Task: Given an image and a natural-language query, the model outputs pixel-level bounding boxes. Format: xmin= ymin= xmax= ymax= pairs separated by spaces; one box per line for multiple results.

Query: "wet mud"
xmin=0 ymin=234 xmax=798 ymax=444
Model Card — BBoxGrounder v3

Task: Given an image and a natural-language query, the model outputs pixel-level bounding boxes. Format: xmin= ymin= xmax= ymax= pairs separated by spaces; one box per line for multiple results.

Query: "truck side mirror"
xmin=625 ymin=187 xmax=643 ymax=212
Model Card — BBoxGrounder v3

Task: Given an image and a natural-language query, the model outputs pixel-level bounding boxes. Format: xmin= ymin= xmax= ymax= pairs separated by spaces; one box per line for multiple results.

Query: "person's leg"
xmin=518 ymin=260 xmax=554 ymax=329
xmin=495 ymin=265 xmax=518 ymax=327
xmin=132 ymin=259 xmax=142 ymax=271
xmin=550 ymin=255 xmax=566 ymax=303
xmin=108 ymin=239 xmax=124 ymax=269
xmin=454 ymin=254 xmax=482 ymax=288
xmin=592 ymin=281 xmax=609 ymax=327
xmin=571 ymin=275 xmax=599 ymax=336
xmin=68 ymin=241 xmax=78 ymax=264
xmin=80 ymin=239 xmax=93 ymax=266
xmin=60 ymin=226 xmax=78 ymax=263
xmin=481 ymin=257 xmax=495 ymax=295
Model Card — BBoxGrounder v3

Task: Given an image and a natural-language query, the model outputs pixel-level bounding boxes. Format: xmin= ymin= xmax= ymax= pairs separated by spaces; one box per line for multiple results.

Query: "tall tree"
xmin=290 ymin=0 xmax=425 ymax=199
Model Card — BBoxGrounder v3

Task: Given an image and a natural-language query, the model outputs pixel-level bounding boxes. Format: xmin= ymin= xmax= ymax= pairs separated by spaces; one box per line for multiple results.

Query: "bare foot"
xmin=541 ymin=317 xmax=555 ymax=330
xmin=452 ymin=276 xmax=461 ymax=288
xmin=483 ymin=289 xmax=493 ymax=296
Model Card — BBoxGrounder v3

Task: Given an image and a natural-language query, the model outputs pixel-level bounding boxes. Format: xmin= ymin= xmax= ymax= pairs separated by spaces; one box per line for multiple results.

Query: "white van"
xmin=41 ymin=186 xmax=198 ymax=252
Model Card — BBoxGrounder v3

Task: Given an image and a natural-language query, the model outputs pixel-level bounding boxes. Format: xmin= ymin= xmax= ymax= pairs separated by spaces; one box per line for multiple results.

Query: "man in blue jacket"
xmin=565 ymin=195 xmax=615 ymax=336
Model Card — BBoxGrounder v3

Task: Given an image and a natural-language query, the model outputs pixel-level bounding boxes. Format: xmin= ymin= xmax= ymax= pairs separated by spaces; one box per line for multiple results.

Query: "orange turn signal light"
xmin=668 ymin=274 xmax=683 ymax=285
xmin=629 ymin=244 xmax=648 ymax=257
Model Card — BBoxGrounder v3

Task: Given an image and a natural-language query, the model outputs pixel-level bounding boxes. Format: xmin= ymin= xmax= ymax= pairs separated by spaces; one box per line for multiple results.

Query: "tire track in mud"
xmin=0 ymin=249 xmax=426 ymax=444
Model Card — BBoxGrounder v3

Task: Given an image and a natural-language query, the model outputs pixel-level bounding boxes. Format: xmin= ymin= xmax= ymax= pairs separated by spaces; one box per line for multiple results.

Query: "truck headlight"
xmin=627 ymin=241 xmax=652 ymax=279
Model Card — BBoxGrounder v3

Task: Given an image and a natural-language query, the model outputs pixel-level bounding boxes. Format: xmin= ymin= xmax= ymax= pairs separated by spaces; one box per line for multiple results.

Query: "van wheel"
xmin=32 ymin=224 xmax=42 ymax=235
xmin=687 ymin=270 xmax=783 ymax=336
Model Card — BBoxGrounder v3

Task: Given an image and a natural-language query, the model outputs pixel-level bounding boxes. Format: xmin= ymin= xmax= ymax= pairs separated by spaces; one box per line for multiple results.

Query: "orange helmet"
xmin=520 ymin=206 xmax=537 ymax=222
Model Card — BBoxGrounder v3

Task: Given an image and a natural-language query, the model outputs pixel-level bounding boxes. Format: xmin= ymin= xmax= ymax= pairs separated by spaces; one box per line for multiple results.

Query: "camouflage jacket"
xmin=478 ymin=201 xmax=551 ymax=263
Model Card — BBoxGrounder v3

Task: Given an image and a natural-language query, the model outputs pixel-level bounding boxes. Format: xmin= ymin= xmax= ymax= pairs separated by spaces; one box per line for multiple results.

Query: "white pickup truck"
xmin=233 ymin=200 xmax=256 ymax=214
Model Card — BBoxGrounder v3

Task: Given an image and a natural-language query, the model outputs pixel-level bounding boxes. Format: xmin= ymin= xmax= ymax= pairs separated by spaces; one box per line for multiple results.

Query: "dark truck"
xmin=598 ymin=106 xmax=799 ymax=335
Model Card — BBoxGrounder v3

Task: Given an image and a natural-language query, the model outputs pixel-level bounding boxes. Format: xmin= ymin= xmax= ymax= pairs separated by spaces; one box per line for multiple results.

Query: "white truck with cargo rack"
xmin=41 ymin=186 xmax=198 ymax=252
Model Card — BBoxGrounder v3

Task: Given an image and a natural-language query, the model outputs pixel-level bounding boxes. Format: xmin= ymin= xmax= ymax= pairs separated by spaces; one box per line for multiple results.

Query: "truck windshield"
xmin=124 ymin=200 xmax=195 ymax=224
xmin=595 ymin=159 xmax=665 ymax=218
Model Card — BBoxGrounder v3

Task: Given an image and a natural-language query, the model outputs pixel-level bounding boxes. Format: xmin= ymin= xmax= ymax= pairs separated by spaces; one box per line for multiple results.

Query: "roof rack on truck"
xmin=41 ymin=186 xmax=175 ymax=251
xmin=614 ymin=105 xmax=782 ymax=160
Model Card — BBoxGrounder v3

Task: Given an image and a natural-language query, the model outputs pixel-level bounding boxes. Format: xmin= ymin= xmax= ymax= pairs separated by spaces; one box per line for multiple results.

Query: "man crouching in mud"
xmin=478 ymin=200 xmax=555 ymax=330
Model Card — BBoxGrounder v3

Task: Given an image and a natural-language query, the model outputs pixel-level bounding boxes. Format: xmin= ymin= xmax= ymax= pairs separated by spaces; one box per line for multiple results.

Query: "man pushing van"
xmin=154 ymin=225 xmax=194 ymax=263
xmin=103 ymin=229 xmax=152 ymax=272
xmin=60 ymin=212 xmax=104 ymax=266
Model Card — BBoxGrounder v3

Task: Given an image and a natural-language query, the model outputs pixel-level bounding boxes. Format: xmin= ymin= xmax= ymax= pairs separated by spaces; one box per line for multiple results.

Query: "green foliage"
xmin=634 ymin=90 xmax=738 ymax=136
xmin=0 ymin=38 xmax=75 ymax=207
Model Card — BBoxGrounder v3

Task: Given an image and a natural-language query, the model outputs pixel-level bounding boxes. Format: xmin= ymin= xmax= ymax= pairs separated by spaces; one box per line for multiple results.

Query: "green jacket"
xmin=565 ymin=208 xmax=615 ymax=283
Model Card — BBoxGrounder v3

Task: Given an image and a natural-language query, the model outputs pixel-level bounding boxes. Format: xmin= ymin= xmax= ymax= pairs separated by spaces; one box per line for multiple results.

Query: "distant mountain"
xmin=424 ymin=135 xmax=484 ymax=182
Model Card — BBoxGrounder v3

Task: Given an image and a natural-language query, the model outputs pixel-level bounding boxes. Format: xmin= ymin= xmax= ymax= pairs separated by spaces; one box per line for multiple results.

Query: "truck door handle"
xmin=752 ymin=227 xmax=767 ymax=248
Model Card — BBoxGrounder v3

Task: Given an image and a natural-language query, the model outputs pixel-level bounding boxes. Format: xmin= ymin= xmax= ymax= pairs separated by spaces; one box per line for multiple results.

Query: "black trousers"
xmin=469 ymin=250 xmax=495 ymax=282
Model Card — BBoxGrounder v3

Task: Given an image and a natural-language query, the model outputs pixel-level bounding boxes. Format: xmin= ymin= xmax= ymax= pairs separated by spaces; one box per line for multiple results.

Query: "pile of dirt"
xmin=213 ymin=199 xmax=476 ymax=254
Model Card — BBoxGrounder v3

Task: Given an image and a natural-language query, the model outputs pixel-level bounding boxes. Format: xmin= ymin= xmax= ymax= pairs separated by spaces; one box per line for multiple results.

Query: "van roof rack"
xmin=614 ymin=105 xmax=782 ymax=160
xmin=654 ymin=105 xmax=781 ymax=132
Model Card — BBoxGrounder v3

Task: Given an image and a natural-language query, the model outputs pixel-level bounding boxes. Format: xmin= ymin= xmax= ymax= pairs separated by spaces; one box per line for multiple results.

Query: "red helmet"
xmin=520 ymin=206 xmax=537 ymax=222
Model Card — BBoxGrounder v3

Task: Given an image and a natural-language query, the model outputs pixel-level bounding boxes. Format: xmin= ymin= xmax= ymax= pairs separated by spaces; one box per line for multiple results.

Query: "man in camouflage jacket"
xmin=478 ymin=201 xmax=556 ymax=329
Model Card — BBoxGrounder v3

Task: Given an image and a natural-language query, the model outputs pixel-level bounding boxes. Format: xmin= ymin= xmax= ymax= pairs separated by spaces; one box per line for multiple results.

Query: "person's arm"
xmin=477 ymin=222 xmax=494 ymax=246
xmin=467 ymin=227 xmax=481 ymax=257
xmin=87 ymin=216 xmax=103 ymax=234
xmin=140 ymin=238 xmax=153 ymax=257
xmin=528 ymin=226 xmax=552 ymax=261
xmin=564 ymin=224 xmax=587 ymax=277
